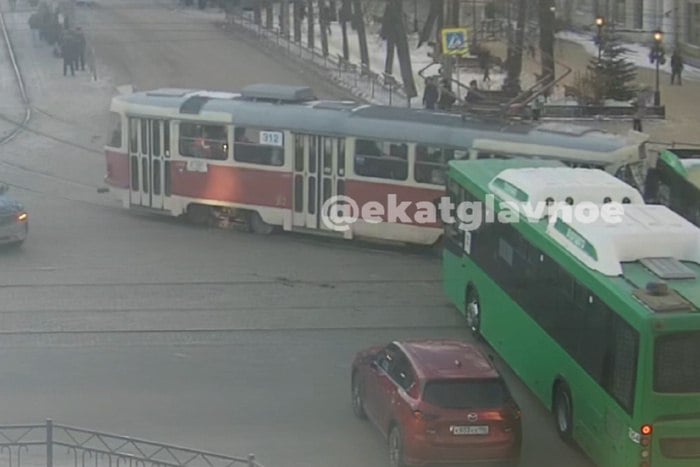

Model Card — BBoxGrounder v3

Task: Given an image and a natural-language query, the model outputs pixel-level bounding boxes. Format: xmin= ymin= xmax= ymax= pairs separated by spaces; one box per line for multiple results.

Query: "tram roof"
xmin=113 ymin=87 xmax=644 ymax=164
xmin=449 ymin=159 xmax=700 ymax=313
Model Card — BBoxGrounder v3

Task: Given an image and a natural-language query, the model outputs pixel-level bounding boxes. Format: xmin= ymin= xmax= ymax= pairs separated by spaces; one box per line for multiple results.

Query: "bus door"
xmin=292 ymin=135 xmax=346 ymax=230
xmin=128 ymin=118 xmax=170 ymax=209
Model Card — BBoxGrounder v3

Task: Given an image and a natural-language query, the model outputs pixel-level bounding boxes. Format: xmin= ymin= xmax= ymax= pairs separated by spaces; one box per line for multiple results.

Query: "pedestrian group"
xmin=28 ymin=2 xmax=87 ymax=77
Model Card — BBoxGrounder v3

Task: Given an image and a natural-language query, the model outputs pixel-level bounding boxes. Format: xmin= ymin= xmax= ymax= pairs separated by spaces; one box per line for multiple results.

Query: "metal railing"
xmin=0 ymin=420 xmax=263 ymax=467
xmin=223 ymin=9 xmax=411 ymax=107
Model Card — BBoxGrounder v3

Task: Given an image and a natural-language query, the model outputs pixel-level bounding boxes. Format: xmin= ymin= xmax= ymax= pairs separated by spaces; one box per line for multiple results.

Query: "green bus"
xmin=442 ymin=158 xmax=700 ymax=467
xmin=644 ymin=148 xmax=700 ymax=227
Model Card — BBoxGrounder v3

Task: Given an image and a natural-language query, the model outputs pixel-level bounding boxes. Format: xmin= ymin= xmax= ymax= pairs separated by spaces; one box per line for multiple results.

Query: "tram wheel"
xmin=248 ymin=211 xmax=274 ymax=235
xmin=186 ymin=204 xmax=211 ymax=225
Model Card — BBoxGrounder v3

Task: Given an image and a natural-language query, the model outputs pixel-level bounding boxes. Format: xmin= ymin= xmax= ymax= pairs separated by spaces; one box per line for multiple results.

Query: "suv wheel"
xmin=465 ymin=287 xmax=481 ymax=336
xmin=351 ymin=374 xmax=366 ymax=419
xmin=388 ymin=426 xmax=405 ymax=467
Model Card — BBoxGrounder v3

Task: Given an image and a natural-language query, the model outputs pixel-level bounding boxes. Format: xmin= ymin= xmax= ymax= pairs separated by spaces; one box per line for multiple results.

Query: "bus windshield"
xmin=654 ymin=331 xmax=700 ymax=393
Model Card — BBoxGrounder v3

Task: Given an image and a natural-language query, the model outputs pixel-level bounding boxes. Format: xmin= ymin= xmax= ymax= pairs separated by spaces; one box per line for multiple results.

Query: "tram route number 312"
xmin=260 ymin=131 xmax=284 ymax=147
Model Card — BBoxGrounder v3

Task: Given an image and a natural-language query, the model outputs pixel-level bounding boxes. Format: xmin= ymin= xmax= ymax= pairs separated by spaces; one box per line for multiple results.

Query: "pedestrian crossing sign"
xmin=441 ymin=28 xmax=470 ymax=56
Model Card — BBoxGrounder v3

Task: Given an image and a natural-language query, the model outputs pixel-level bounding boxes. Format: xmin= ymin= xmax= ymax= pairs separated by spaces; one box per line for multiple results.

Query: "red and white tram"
xmin=104 ymin=84 xmax=647 ymax=245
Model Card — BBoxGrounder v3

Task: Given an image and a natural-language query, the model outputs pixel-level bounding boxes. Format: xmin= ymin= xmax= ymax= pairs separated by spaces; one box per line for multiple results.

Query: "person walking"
xmin=531 ymin=93 xmax=545 ymax=121
xmin=438 ymin=78 xmax=456 ymax=111
xmin=633 ymin=93 xmax=647 ymax=131
xmin=479 ymin=50 xmax=491 ymax=83
xmin=422 ymin=77 xmax=438 ymax=110
xmin=61 ymin=30 xmax=77 ymax=77
xmin=29 ymin=13 xmax=42 ymax=46
xmin=74 ymin=27 xmax=86 ymax=71
xmin=671 ymin=50 xmax=684 ymax=85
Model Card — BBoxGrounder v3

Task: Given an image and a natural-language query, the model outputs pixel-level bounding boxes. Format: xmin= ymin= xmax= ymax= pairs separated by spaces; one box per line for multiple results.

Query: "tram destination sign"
xmin=260 ymin=131 xmax=284 ymax=147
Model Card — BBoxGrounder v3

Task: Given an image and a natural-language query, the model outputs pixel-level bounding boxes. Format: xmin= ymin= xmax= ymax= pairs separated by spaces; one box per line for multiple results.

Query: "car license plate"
xmin=452 ymin=425 xmax=489 ymax=435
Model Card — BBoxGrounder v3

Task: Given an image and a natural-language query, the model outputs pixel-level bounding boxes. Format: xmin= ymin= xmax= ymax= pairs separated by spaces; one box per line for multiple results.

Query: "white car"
xmin=0 ymin=183 xmax=28 ymax=247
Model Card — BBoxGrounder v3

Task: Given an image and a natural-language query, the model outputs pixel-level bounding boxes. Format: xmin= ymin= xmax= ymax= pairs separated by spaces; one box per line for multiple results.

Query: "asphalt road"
xmin=0 ymin=1 xmax=593 ymax=466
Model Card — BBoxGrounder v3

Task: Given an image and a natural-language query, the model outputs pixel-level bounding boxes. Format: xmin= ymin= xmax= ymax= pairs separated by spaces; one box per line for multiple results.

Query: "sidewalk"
xmin=0 ymin=0 xmax=117 ymax=202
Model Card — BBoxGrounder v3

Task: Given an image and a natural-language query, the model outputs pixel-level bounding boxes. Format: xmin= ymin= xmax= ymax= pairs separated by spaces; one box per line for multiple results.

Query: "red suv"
xmin=351 ymin=340 xmax=521 ymax=467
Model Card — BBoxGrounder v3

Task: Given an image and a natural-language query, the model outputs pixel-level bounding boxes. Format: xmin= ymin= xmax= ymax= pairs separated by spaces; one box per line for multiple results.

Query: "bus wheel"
xmin=553 ymin=382 xmax=574 ymax=442
xmin=186 ymin=204 xmax=211 ymax=225
xmin=248 ymin=211 xmax=274 ymax=235
xmin=465 ymin=287 xmax=481 ymax=336
xmin=657 ymin=183 xmax=671 ymax=205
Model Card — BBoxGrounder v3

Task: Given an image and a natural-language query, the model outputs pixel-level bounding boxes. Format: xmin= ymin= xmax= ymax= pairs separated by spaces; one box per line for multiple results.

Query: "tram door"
xmin=292 ymin=135 xmax=346 ymax=230
xmin=128 ymin=118 xmax=170 ymax=209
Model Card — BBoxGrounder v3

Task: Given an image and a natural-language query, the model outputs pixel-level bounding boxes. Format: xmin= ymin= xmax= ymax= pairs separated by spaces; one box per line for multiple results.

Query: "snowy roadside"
xmin=557 ymin=30 xmax=700 ymax=82
xmin=0 ymin=0 xmax=119 ymax=204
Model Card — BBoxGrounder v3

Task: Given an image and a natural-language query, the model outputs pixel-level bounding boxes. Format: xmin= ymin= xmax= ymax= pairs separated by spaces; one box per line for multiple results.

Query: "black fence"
xmin=0 ymin=420 xmax=263 ymax=467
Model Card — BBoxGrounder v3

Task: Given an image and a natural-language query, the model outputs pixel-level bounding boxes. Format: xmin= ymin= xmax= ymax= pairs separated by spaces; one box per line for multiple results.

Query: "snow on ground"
xmin=236 ymin=6 xmax=508 ymax=105
xmin=557 ymin=30 xmax=700 ymax=81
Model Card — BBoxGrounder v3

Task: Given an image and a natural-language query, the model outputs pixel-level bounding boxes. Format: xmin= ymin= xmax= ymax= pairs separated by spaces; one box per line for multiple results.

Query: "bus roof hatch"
xmin=488 ymin=167 xmax=644 ymax=220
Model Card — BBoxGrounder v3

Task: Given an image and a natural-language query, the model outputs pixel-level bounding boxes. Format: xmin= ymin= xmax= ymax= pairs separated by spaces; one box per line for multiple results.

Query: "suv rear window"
xmin=422 ymin=379 xmax=509 ymax=409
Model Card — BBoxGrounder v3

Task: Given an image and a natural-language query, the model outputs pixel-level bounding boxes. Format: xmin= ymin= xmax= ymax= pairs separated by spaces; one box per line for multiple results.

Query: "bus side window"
xmin=604 ymin=316 xmax=639 ymax=414
xmin=354 ymin=139 xmax=407 ymax=181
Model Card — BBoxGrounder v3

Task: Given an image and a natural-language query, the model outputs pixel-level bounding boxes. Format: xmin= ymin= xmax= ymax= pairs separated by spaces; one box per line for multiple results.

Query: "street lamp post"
xmin=650 ymin=29 xmax=665 ymax=106
xmin=595 ymin=16 xmax=605 ymax=60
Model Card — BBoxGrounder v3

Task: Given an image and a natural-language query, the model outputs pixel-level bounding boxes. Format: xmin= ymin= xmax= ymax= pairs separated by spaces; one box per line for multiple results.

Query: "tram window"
xmin=233 ymin=127 xmax=284 ymax=166
xmin=130 ymin=156 xmax=138 ymax=189
xmin=141 ymin=157 xmax=149 ymax=193
xmin=294 ymin=175 xmax=303 ymax=213
xmin=163 ymin=121 xmax=170 ymax=157
xmin=129 ymin=119 xmax=138 ymax=154
xmin=152 ymin=160 xmax=161 ymax=195
xmin=179 ymin=123 xmax=228 ymax=161
xmin=152 ymin=121 xmax=160 ymax=157
xmin=164 ymin=161 xmax=172 ymax=196
xmin=415 ymin=145 xmax=455 ymax=185
xmin=323 ymin=139 xmax=333 ymax=174
xmin=323 ymin=178 xmax=332 ymax=204
xmin=294 ymin=135 xmax=304 ymax=171
xmin=108 ymin=112 xmax=122 ymax=148
xmin=308 ymin=177 xmax=316 ymax=214
xmin=338 ymin=140 xmax=345 ymax=176
xmin=141 ymin=120 xmax=148 ymax=154
xmin=308 ymin=137 xmax=317 ymax=173
xmin=354 ymin=139 xmax=408 ymax=181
